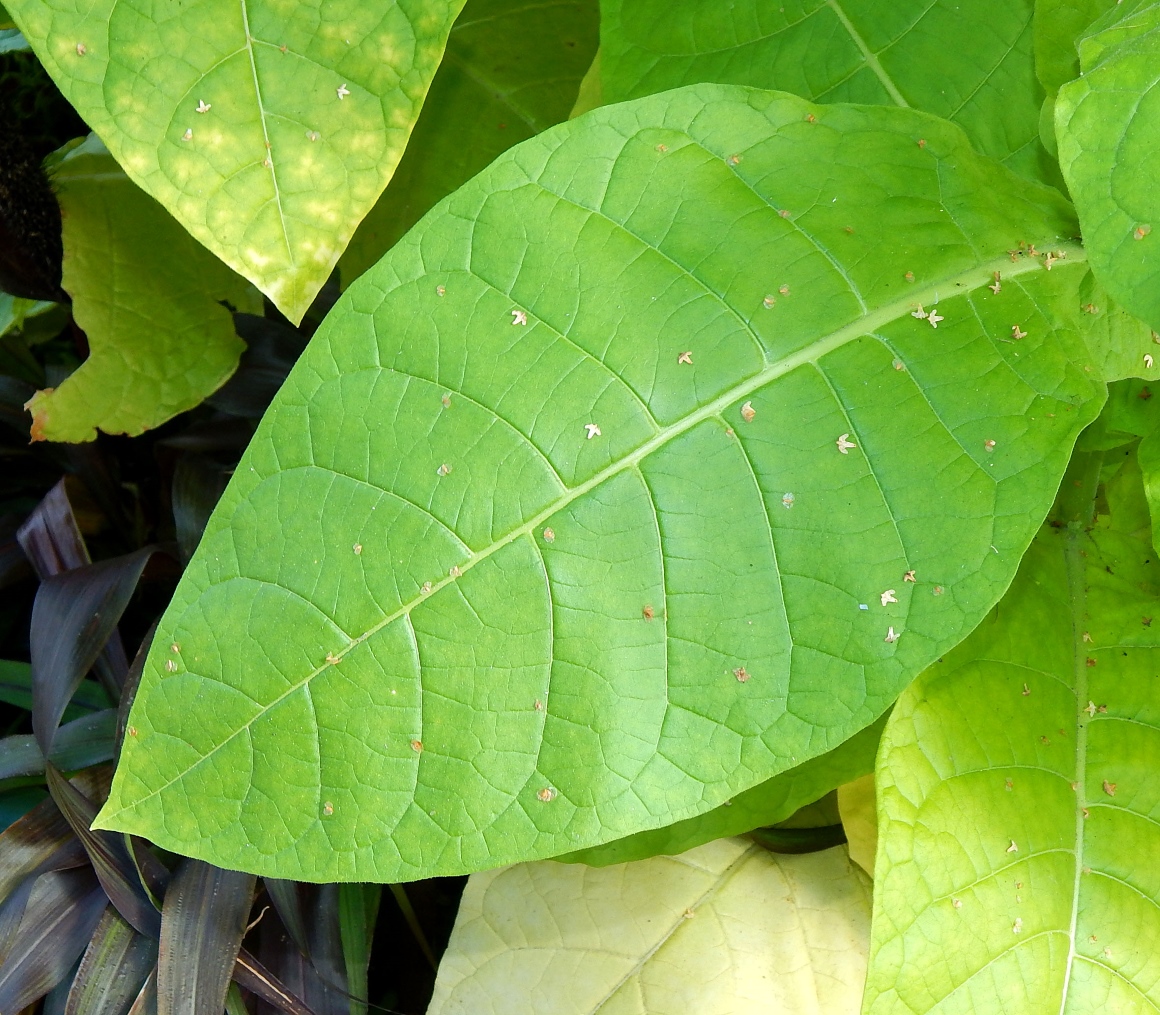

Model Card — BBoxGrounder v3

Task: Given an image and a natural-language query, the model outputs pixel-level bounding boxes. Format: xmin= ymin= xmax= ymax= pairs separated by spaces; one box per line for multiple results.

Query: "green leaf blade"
xmin=600 ymin=0 xmax=1054 ymax=184
xmin=1056 ymin=2 xmax=1160 ymax=332
xmin=863 ymin=452 xmax=1160 ymax=1014
xmin=7 ymin=0 xmax=465 ymax=322
xmin=98 ymin=85 xmax=1133 ymax=882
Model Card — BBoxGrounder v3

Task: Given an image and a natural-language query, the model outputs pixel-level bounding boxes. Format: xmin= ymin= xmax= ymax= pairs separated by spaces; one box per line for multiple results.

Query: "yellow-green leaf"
xmin=429 ymin=839 xmax=872 ymax=1015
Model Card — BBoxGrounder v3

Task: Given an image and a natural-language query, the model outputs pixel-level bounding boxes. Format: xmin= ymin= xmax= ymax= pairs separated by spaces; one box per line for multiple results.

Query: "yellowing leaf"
xmin=6 ymin=0 xmax=465 ymax=322
xmin=429 ymin=839 xmax=872 ymax=1015
xmin=26 ymin=137 xmax=258 ymax=443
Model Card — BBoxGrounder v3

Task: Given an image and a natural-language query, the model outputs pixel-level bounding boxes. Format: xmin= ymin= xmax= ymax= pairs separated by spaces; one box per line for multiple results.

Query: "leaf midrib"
xmin=98 ymin=241 xmax=1083 ymax=823
xmin=826 ymin=0 xmax=909 ymax=107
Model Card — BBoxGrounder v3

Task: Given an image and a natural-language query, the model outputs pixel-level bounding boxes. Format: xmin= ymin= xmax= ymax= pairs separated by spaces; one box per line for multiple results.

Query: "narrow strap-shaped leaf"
xmin=0 ymin=868 xmax=108 ymax=1014
xmin=31 ymin=549 xmax=153 ymax=753
xmin=16 ymin=478 xmax=89 ymax=576
xmin=46 ymin=765 xmax=166 ymax=939
xmin=337 ymin=885 xmax=379 ymax=1015
xmin=100 ymin=84 xmax=1154 ymax=881
xmin=0 ymin=709 xmax=117 ymax=780
xmin=0 ymin=659 xmax=110 ymax=720
xmin=233 ymin=950 xmax=317 ymax=1015
xmin=65 ymin=908 xmax=158 ymax=1015
xmin=863 ymin=449 xmax=1160 ymax=1012
xmin=157 ymin=859 xmax=256 ymax=1015
xmin=429 ymin=839 xmax=872 ymax=1014
xmin=126 ymin=968 xmax=157 ymax=1015
xmin=116 ymin=622 xmax=158 ymax=763
xmin=262 ymin=883 xmax=348 ymax=1015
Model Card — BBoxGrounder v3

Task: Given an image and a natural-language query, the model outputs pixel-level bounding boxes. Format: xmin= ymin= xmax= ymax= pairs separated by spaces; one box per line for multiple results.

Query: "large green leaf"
xmin=556 ymin=712 xmax=885 ymax=867
xmin=428 ymin=839 xmax=872 ymax=1015
xmin=96 ymin=84 xmax=1142 ymax=882
xmin=5 ymin=0 xmax=465 ymax=323
xmin=24 ymin=137 xmax=259 ymax=443
xmin=863 ymin=449 xmax=1160 ymax=1013
xmin=1056 ymin=1 xmax=1160 ymax=332
xmin=599 ymin=0 xmax=1055 ymax=185
xmin=338 ymin=0 xmax=599 ymax=287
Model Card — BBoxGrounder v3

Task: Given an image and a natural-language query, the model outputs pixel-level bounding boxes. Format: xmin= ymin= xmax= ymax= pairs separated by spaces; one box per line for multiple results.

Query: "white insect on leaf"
xmin=196 ymin=100 xmax=211 ymax=113
xmin=584 ymin=423 xmax=601 ymax=439
xmin=1012 ymin=325 xmax=1028 ymax=340
xmin=884 ymin=627 xmax=900 ymax=643
xmin=511 ymin=309 xmax=527 ymax=326
xmin=880 ymin=589 xmax=898 ymax=606
xmin=740 ymin=401 xmax=756 ymax=423
xmin=337 ymin=83 xmax=351 ymax=99
xmin=911 ymin=304 xmax=928 ymax=320
xmin=927 ymin=309 xmax=944 ymax=328
xmin=1006 ymin=840 xmax=1018 ymax=853
xmin=677 ymin=351 xmax=693 ymax=365
xmin=836 ymin=433 xmax=856 ymax=454
xmin=1145 ymin=354 xmax=1154 ymax=369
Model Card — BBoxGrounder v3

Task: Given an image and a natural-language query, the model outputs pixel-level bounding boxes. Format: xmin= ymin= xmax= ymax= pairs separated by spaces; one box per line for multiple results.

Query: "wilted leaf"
xmin=157 ymin=859 xmax=255 ymax=1015
xmin=863 ymin=449 xmax=1160 ymax=1013
xmin=600 ymin=0 xmax=1054 ymax=183
xmin=65 ymin=908 xmax=157 ymax=1015
xmin=428 ymin=838 xmax=872 ymax=1015
xmin=339 ymin=0 xmax=599 ymax=285
xmin=5 ymin=0 xmax=466 ymax=321
xmin=557 ymin=713 xmax=884 ymax=866
xmin=100 ymin=85 xmax=1136 ymax=881
xmin=23 ymin=137 xmax=259 ymax=443
xmin=1056 ymin=1 xmax=1160 ymax=332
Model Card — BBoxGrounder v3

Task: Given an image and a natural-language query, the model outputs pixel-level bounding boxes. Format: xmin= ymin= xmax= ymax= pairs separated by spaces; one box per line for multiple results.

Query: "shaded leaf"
xmin=557 ymin=712 xmax=884 ymax=866
xmin=747 ymin=823 xmax=848 ymax=854
xmin=1033 ymin=0 xmax=1118 ymax=96
xmin=599 ymin=0 xmax=1055 ymax=184
xmin=337 ymin=885 xmax=379 ymax=1015
xmin=6 ymin=0 xmax=467 ymax=322
xmin=0 ymin=708 xmax=117 ymax=780
xmin=0 ymin=867 xmax=108 ymax=1015
xmin=339 ymin=0 xmax=599 ymax=285
xmin=862 ymin=449 xmax=1160 ymax=1013
xmin=836 ymin=774 xmax=875 ymax=877
xmin=262 ymin=883 xmax=347 ymax=1015
xmin=428 ymin=839 xmax=872 ymax=1015
xmin=31 ymin=549 xmax=154 ymax=753
xmin=100 ymin=84 xmax=1148 ymax=881
xmin=0 ymin=658 xmax=109 ymax=720
xmin=157 ymin=858 xmax=255 ymax=1015
xmin=206 ymin=315 xmax=309 ymax=422
xmin=16 ymin=477 xmax=89 ymax=577
xmin=65 ymin=908 xmax=158 ymax=1015
xmin=0 ymin=129 xmax=65 ymax=302
xmin=1056 ymin=1 xmax=1160 ymax=331
xmin=126 ymin=969 xmax=157 ymax=1015
xmin=46 ymin=765 xmax=166 ymax=940
xmin=233 ymin=950 xmax=317 ymax=1015
xmin=24 ymin=137 xmax=260 ymax=443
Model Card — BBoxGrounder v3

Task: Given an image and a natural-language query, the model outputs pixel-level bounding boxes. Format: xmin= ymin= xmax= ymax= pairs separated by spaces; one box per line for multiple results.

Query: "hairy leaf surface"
xmin=428 ymin=839 xmax=872 ymax=1015
xmin=98 ymin=85 xmax=1136 ymax=881
xmin=25 ymin=138 xmax=259 ymax=443
xmin=339 ymin=0 xmax=599 ymax=287
xmin=1056 ymin=1 xmax=1160 ymax=332
xmin=600 ymin=0 xmax=1053 ymax=184
xmin=5 ymin=0 xmax=464 ymax=322
xmin=863 ymin=451 xmax=1160 ymax=1013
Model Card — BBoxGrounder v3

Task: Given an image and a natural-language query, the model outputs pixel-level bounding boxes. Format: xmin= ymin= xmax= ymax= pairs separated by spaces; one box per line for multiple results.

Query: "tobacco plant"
xmin=1 ymin=0 xmax=1159 ymax=1011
